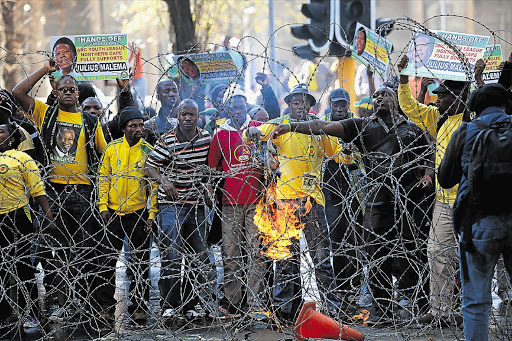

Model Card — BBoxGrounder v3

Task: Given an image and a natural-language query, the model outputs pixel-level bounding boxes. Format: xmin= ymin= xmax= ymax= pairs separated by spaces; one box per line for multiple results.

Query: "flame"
xmin=349 ymin=309 xmax=370 ymax=326
xmin=254 ymin=184 xmax=313 ymax=260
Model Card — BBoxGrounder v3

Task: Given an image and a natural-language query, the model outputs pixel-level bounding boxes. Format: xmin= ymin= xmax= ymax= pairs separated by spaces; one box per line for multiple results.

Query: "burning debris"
xmin=349 ymin=309 xmax=371 ymax=326
xmin=254 ymin=184 xmax=313 ymax=260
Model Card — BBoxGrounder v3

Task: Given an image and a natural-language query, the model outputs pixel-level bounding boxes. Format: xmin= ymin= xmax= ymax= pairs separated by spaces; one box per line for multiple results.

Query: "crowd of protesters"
xmin=0 ymin=41 xmax=511 ymax=341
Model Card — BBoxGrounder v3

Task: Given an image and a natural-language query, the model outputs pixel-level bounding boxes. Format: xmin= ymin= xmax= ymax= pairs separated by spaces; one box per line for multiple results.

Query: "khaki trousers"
xmin=427 ymin=200 xmax=459 ymax=317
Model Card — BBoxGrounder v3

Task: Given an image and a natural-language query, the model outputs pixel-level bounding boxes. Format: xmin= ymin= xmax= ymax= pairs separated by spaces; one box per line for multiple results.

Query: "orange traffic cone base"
xmin=294 ymin=301 xmax=365 ymax=341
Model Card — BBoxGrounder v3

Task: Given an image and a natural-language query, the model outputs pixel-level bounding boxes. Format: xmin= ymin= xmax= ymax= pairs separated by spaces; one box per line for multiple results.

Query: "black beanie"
xmin=119 ymin=106 xmax=144 ymax=129
xmin=468 ymin=83 xmax=509 ymax=115
xmin=210 ymin=84 xmax=228 ymax=105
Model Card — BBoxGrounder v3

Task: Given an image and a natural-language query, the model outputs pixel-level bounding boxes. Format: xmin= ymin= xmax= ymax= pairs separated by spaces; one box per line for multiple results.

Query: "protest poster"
xmin=401 ymin=30 xmax=490 ymax=81
xmin=170 ymin=51 xmax=241 ymax=84
xmin=351 ymin=22 xmax=393 ymax=77
xmin=50 ymin=33 xmax=129 ymax=81
xmin=482 ymin=44 xmax=503 ymax=84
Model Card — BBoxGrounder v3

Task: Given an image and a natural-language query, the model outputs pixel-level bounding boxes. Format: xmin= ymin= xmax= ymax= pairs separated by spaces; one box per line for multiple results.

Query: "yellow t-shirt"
xmin=255 ymin=121 xmax=338 ymax=206
xmin=398 ymin=83 xmax=462 ymax=204
xmin=0 ymin=149 xmax=45 ymax=214
xmin=30 ymin=100 xmax=107 ymax=185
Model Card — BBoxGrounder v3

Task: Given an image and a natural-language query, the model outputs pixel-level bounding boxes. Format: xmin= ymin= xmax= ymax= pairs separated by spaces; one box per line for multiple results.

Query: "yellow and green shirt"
xmin=0 ymin=149 xmax=45 ymax=214
xmin=247 ymin=115 xmax=338 ymax=206
xmin=97 ymin=137 xmax=157 ymax=219
xmin=30 ymin=100 xmax=107 ymax=185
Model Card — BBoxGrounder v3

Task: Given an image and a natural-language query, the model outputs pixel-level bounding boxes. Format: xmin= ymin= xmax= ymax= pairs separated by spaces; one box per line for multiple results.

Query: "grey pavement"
xmin=12 ymin=235 xmax=512 ymax=341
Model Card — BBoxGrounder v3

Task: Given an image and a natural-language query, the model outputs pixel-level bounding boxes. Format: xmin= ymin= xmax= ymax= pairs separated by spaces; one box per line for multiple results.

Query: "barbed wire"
xmin=0 ymin=14 xmax=511 ymax=341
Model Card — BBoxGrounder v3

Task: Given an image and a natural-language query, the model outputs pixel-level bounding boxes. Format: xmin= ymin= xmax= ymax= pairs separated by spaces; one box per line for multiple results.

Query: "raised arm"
xmin=13 ymin=59 xmax=58 ymax=112
xmin=498 ymin=52 xmax=512 ymax=91
xmin=256 ymin=73 xmax=280 ymax=119
xmin=398 ymin=55 xmax=410 ymax=86
xmin=272 ymin=120 xmax=346 ymax=139
xmin=116 ymin=78 xmax=136 ymax=113
xmin=474 ymin=59 xmax=486 ymax=87
xmin=397 ymin=55 xmax=439 ymax=138
xmin=417 ymin=77 xmax=435 ymax=104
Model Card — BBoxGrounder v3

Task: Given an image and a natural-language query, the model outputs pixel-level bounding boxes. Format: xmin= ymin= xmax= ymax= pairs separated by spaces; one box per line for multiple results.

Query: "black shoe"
xmin=184 ymin=309 xmax=201 ymax=321
xmin=417 ymin=312 xmax=434 ymax=325
xmin=4 ymin=313 xmax=18 ymax=323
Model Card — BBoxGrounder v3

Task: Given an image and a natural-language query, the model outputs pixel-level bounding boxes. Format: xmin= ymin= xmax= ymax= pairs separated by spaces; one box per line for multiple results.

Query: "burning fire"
xmin=349 ymin=309 xmax=370 ymax=325
xmin=254 ymin=184 xmax=313 ymax=260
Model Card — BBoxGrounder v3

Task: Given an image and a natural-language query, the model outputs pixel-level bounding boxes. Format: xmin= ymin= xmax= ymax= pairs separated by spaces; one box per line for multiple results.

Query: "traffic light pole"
xmin=334 ymin=56 xmax=358 ymax=113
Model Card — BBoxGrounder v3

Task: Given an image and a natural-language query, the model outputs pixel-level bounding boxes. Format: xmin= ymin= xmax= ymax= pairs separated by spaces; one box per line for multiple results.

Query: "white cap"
xmin=222 ymin=83 xmax=246 ymax=104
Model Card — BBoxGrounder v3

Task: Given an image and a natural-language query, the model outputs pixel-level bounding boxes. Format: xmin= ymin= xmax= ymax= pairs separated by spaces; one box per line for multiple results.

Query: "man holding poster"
xmin=13 ymin=60 xmax=108 ymax=322
xmin=397 ymin=55 xmax=469 ymax=327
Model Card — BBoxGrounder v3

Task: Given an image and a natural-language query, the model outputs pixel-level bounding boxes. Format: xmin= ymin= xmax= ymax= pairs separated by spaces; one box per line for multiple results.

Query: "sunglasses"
xmin=57 ymin=87 xmax=77 ymax=94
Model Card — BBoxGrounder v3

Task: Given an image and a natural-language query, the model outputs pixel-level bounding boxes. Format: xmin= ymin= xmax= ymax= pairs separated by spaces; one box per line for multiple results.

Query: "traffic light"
xmin=291 ymin=0 xmax=333 ymax=59
xmin=337 ymin=0 xmax=371 ymax=45
xmin=375 ymin=18 xmax=394 ymax=37
xmin=291 ymin=0 xmax=389 ymax=59
xmin=291 ymin=44 xmax=319 ymax=61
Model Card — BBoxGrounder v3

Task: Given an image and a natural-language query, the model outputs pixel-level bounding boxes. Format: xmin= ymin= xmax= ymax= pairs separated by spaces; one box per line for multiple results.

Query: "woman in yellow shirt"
xmin=0 ymin=122 xmax=55 ymax=332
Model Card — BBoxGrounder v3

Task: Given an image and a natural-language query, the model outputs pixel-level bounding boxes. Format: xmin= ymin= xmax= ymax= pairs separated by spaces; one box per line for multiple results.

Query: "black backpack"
xmin=467 ymin=118 xmax=512 ymax=215
xmin=459 ymin=117 xmax=512 ymax=281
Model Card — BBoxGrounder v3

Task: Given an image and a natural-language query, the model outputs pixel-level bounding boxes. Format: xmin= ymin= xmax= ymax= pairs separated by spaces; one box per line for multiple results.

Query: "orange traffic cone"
xmin=294 ymin=302 xmax=365 ymax=341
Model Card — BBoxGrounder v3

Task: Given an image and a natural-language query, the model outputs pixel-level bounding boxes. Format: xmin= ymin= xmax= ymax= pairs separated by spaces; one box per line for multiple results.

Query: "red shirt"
xmin=129 ymin=49 xmax=144 ymax=80
xmin=208 ymin=120 xmax=264 ymax=205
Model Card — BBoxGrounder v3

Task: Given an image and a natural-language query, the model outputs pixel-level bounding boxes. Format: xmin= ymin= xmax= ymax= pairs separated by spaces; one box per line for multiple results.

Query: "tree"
xmin=164 ymin=0 xmax=197 ymax=53
xmin=1 ymin=0 xmax=46 ymax=90
xmin=1 ymin=1 xmax=24 ymax=90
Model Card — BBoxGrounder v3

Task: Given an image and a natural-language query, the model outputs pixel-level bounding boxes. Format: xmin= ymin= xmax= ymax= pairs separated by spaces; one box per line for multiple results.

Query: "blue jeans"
xmin=158 ymin=203 xmax=210 ymax=311
xmin=273 ymin=199 xmax=339 ymax=316
xmin=460 ymin=215 xmax=512 ymax=341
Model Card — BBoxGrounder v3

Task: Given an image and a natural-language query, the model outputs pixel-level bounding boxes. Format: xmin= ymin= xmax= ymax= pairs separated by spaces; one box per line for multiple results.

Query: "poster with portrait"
xmin=351 ymin=22 xmax=393 ymax=77
xmin=50 ymin=33 xmax=129 ymax=81
xmin=51 ymin=122 xmax=81 ymax=163
xmin=170 ymin=51 xmax=241 ymax=84
xmin=401 ymin=30 xmax=490 ymax=81
xmin=482 ymin=44 xmax=503 ymax=84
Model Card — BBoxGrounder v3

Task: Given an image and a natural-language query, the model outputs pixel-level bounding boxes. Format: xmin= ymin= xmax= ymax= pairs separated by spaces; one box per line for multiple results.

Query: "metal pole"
xmin=269 ymin=0 xmax=277 ymax=89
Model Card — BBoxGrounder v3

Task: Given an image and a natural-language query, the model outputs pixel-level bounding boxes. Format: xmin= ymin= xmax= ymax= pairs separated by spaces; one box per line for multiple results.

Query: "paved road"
xmin=17 ymin=300 xmax=512 ymax=341
xmin=13 ymin=237 xmax=512 ymax=341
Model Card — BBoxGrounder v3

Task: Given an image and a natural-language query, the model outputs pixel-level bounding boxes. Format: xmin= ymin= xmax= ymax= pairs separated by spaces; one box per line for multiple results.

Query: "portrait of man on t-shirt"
xmin=52 ymin=123 xmax=80 ymax=161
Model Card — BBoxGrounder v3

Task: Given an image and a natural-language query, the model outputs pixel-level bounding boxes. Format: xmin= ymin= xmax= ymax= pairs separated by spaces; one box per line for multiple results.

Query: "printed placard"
xmin=482 ymin=44 xmax=503 ymax=84
xmin=171 ymin=51 xmax=240 ymax=84
xmin=351 ymin=22 xmax=393 ymax=77
xmin=50 ymin=33 xmax=129 ymax=81
xmin=401 ymin=30 xmax=490 ymax=81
